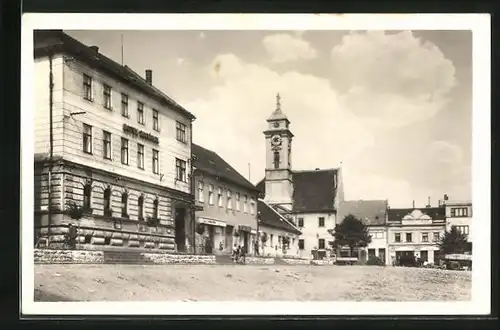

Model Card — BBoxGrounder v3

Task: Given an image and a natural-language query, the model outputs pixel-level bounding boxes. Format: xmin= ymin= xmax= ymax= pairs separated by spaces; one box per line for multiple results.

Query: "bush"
xmin=366 ymin=255 xmax=384 ymax=266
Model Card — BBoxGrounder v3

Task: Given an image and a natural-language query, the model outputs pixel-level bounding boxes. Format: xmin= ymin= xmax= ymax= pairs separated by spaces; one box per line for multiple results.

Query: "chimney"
xmin=145 ymin=69 xmax=152 ymax=85
xmin=412 ymin=200 xmax=415 ymax=209
xmin=426 ymin=196 xmax=431 ymax=208
xmin=89 ymin=46 xmax=99 ymax=53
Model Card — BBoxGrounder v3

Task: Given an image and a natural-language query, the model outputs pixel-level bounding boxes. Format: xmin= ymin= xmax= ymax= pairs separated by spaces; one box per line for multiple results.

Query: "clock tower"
xmin=263 ymin=93 xmax=294 ymax=211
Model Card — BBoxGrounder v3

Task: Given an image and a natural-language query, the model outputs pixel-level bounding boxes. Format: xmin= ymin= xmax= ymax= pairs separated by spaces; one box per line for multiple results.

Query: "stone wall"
xmin=281 ymin=258 xmax=311 ymax=265
xmin=141 ymin=253 xmax=215 ymax=265
xmin=245 ymin=256 xmax=275 ymax=265
xmin=34 ymin=249 xmax=104 ymax=264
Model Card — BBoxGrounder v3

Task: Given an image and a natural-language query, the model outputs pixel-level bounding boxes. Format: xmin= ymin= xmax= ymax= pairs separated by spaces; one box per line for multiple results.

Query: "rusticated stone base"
xmin=34 ymin=249 xmax=104 ymax=264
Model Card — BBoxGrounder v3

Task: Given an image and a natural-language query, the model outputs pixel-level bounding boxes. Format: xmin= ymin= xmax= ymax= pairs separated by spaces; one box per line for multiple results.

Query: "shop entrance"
xmin=174 ymin=207 xmax=186 ymax=252
xmin=225 ymin=225 xmax=234 ymax=252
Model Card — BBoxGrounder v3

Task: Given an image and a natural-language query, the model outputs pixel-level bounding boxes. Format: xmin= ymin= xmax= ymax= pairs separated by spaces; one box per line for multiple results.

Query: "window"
xmin=121 ymin=93 xmax=129 ymax=117
xmin=368 ymin=248 xmax=376 ymax=257
xmin=152 ymin=149 xmax=159 ymax=174
xmin=270 ymin=234 xmax=274 ymax=247
xmin=83 ymin=124 xmax=92 ymax=154
xmin=433 ymin=232 xmax=440 ymax=242
xmin=394 ymin=233 xmax=401 ymax=243
xmin=137 ymin=143 xmax=144 ymax=169
xmin=318 ymin=239 xmax=325 ymax=250
xmin=137 ymin=102 xmax=144 ymax=125
xmin=176 ymin=121 xmax=187 ymax=143
xmin=298 ymin=239 xmax=305 ymax=250
xmin=405 ymin=233 xmax=413 ymax=242
xmin=83 ymin=74 xmax=93 ymax=101
xmin=298 ymin=218 xmax=304 ymax=227
xmin=451 ymin=207 xmax=468 ymax=217
xmin=175 ymin=158 xmax=187 ymax=182
xmin=198 ymin=182 xmax=204 ymax=203
xmin=121 ymin=192 xmax=128 ymax=218
xmin=250 ymin=198 xmax=255 ymax=215
xmin=152 ymin=109 xmax=159 ymax=131
xmin=278 ymin=236 xmax=282 ymax=248
xmin=138 ymin=195 xmax=144 ymax=220
xmin=153 ymin=198 xmax=159 ymax=219
xmin=422 ymin=232 xmax=429 ymax=242
xmin=236 ymin=193 xmax=240 ymax=211
xmin=121 ymin=138 xmax=129 ymax=165
xmin=217 ymin=187 xmax=223 ymax=207
xmin=273 ymin=151 xmax=280 ymax=169
xmin=318 ymin=217 xmax=325 ymax=227
xmin=103 ymin=131 xmax=112 ymax=160
xmin=83 ymin=183 xmax=92 ymax=209
xmin=243 ymin=195 xmax=248 ymax=213
xmin=103 ymin=84 xmax=112 ymax=109
xmin=455 ymin=225 xmax=470 ymax=235
xmin=208 ymin=184 xmax=214 ymax=205
xmin=103 ymin=188 xmax=111 ymax=216
xmin=227 ymin=190 xmax=232 ymax=209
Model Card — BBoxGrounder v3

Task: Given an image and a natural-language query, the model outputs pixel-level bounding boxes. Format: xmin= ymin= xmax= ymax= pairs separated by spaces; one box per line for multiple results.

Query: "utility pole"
xmin=47 ymin=54 xmax=54 ymax=248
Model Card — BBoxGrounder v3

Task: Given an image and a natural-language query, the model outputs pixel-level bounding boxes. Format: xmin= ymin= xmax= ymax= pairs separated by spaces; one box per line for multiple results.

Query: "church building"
xmin=256 ymin=94 xmax=345 ymax=259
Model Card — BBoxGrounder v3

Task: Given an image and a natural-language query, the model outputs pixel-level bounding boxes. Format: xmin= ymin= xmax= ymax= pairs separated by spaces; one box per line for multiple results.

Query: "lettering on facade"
xmin=123 ymin=124 xmax=159 ymax=144
xmin=238 ymin=225 xmax=252 ymax=232
xmin=198 ymin=217 xmax=226 ymax=228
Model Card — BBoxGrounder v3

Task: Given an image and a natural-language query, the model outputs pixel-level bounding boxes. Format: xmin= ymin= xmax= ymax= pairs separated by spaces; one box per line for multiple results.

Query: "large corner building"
xmin=33 ymin=30 xmax=196 ymax=252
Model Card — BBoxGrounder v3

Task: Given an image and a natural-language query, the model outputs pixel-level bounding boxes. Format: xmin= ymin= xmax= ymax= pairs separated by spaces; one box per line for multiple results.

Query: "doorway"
xmin=174 ymin=207 xmax=186 ymax=252
xmin=225 ymin=225 xmax=234 ymax=252
xmin=243 ymin=232 xmax=249 ymax=254
xmin=420 ymin=250 xmax=428 ymax=262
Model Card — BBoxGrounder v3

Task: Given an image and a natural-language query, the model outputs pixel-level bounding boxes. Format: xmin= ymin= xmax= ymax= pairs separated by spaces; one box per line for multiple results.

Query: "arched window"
xmin=138 ymin=195 xmax=144 ymax=220
xmin=121 ymin=192 xmax=128 ymax=218
xmin=83 ymin=183 xmax=92 ymax=209
xmin=153 ymin=198 xmax=159 ymax=219
xmin=273 ymin=151 xmax=280 ymax=169
xmin=103 ymin=188 xmax=111 ymax=216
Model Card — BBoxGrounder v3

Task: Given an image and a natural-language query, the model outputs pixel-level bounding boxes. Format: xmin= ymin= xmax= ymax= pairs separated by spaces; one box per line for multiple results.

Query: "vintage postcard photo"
xmin=20 ymin=13 xmax=491 ymax=316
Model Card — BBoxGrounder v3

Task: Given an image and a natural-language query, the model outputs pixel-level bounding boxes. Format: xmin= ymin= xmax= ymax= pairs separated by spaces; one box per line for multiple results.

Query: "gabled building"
xmin=387 ymin=205 xmax=446 ymax=265
xmin=257 ymin=199 xmax=302 ymax=257
xmin=337 ymin=200 xmax=389 ymax=264
xmin=191 ymin=143 xmax=260 ymax=255
xmin=255 ymin=94 xmax=344 ymax=259
xmin=33 ymin=30 xmax=196 ymax=252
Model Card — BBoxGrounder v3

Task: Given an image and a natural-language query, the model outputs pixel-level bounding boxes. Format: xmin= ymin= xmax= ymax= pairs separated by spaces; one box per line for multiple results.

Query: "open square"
xmin=34 ymin=264 xmax=471 ymax=302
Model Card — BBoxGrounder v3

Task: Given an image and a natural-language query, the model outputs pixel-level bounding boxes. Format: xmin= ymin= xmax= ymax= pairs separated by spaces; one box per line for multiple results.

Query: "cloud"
xmin=332 ymin=30 xmax=457 ymax=128
xmin=262 ymin=33 xmax=318 ymax=63
xmin=186 ymin=53 xmax=374 ymax=191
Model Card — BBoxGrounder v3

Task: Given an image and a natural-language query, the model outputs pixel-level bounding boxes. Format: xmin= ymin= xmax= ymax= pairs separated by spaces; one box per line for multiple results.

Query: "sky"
xmin=65 ymin=29 xmax=472 ymax=208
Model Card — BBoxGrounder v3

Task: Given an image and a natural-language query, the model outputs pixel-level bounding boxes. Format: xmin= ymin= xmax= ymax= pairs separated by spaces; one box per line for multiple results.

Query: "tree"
xmin=329 ymin=214 xmax=372 ymax=257
xmin=438 ymin=226 xmax=468 ymax=254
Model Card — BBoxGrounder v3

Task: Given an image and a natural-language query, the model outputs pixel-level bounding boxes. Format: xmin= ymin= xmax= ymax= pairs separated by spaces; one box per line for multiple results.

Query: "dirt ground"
xmin=34 ymin=264 xmax=471 ymax=302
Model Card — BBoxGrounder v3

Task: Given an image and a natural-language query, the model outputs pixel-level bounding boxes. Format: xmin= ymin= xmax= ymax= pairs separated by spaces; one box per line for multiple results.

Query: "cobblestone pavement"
xmin=34 ymin=264 xmax=471 ymax=301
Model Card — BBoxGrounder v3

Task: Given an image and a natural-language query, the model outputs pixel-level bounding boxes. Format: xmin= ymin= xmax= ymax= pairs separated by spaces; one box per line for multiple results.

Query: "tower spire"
xmin=276 ymin=93 xmax=281 ymax=112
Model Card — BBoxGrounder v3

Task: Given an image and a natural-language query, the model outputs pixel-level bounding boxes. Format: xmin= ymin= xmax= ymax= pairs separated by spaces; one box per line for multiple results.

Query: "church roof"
xmin=256 ymin=168 xmax=339 ymax=213
xmin=257 ymin=200 xmax=302 ymax=235
xmin=192 ymin=144 xmax=259 ymax=193
xmin=337 ymin=200 xmax=388 ymax=226
xmin=387 ymin=207 xmax=446 ymax=223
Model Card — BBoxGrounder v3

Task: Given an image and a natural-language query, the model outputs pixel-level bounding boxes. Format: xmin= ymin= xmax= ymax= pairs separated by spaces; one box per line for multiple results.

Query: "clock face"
xmin=271 ymin=135 xmax=282 ymax=146
xmin=273 ymin=122 xmax=280 ymax=128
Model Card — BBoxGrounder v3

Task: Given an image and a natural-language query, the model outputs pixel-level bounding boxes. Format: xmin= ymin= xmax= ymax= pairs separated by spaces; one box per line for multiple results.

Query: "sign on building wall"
xmin=197 ymin=217 xmax=227 ymax=227
xmin=123 ymin=124 xmax=160 ymax=144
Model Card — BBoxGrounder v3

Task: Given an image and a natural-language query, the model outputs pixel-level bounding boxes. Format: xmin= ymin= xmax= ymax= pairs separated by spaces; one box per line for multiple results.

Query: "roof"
xmin=256 ymin=168 xmax=338 ymax=213
xmin=33 ymin=30 xmax=195 ymax=121
xmin=387 ymin=207 xmax=446 ymax=222
xmin=337 ymin=200 xmax=388 ymax=226
xmin=192 ymin=143 xmax=258 ymax=193
xmin=257 ymin=200 xmax=302 ymax=235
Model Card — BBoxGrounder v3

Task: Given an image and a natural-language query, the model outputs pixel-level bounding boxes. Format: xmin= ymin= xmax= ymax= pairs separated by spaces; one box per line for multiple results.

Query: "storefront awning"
xmin=197 ymin=217 xmax=226 ymax=227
